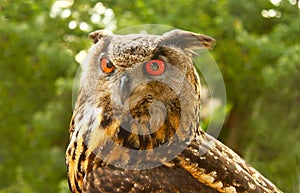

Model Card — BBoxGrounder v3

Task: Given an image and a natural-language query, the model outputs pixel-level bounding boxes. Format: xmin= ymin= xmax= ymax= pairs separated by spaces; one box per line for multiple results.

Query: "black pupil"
xmin=150 ymin=62 xmax=159 ymax=71
xmin=106 ymin=61 xmax=113 ymax=68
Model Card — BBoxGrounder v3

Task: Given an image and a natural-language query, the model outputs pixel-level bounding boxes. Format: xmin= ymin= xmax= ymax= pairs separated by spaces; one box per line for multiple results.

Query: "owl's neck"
xmin=71 ymin=83 xmax=199 ymax=167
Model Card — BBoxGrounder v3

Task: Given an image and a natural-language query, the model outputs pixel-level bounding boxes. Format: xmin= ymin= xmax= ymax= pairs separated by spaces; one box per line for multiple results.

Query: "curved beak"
xmin=119 ymin=73 xmax=131 ymax=104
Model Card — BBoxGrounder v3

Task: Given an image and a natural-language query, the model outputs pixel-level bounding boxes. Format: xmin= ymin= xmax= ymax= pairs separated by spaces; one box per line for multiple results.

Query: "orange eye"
xmin=100 ymin=58 xmax=115 ymax=74
xmin=144 ymin=60 xmax=165 ymax=76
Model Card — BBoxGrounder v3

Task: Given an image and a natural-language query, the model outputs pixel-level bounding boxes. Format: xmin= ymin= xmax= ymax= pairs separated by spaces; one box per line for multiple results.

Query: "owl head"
xmin=74 ymin=29 xmax=215 ymax=168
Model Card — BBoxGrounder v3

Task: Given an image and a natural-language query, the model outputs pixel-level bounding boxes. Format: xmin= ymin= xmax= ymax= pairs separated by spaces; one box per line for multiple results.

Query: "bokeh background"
xmin=0 ymin=0 xmax=300 ymax=192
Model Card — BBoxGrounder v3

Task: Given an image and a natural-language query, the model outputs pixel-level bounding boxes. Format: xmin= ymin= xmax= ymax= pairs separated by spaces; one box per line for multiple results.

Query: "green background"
xmin=0 ymin=1 xmax=299 ymax=192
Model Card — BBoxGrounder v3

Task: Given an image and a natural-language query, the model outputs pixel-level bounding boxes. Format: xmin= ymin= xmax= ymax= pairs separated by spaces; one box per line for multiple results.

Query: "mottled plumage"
xmin=66 ymin=29 xmax=282 ymax=193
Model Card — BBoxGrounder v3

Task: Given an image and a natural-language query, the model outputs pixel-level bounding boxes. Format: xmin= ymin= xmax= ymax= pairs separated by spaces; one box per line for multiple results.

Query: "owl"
xmin=66 ymin=29 xmax=282 ymax=193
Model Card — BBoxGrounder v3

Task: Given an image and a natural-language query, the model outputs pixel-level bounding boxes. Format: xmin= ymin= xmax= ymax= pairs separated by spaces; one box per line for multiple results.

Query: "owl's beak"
xmin=119 ymin=73 xmax=131 ymax=104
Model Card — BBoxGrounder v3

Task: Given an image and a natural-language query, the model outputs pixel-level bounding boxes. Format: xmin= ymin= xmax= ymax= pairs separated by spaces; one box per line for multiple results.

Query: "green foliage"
xmin=0 ymin=1 xmax=75 ymax=192
xmin=0 ymin=0 xmax=299 ymax=192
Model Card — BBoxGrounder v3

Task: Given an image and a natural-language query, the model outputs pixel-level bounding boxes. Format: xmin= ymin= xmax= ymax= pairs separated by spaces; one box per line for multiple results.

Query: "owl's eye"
xmin=100 ymin=58 xmax=115 ymax=74
xmin=144 ymin=60 xmax=165 ymax=76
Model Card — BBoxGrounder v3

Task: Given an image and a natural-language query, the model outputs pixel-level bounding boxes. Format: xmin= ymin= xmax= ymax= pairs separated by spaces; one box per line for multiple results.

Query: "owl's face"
xmin=73 ymin=29 xmax=215 ymax=166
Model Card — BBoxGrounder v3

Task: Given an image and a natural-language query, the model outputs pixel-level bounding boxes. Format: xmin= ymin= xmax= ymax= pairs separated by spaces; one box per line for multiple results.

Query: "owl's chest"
xmin=82 ymin=164 xmax=220 ymax=193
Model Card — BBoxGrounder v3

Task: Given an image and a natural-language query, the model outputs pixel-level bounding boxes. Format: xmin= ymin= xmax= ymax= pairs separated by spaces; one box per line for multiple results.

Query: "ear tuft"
xmin=88 ymin=29 xmax=113 ymax=44
xmin=160 ymin=29 xmax=216 ymax=51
